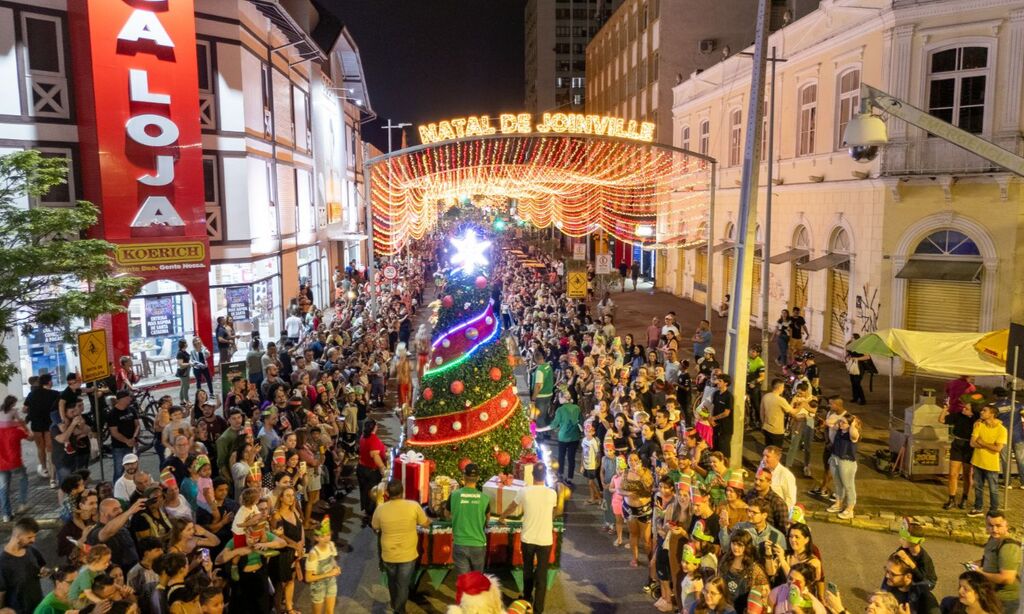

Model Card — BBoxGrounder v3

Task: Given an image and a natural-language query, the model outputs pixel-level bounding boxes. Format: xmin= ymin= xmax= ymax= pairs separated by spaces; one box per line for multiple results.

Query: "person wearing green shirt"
xmin=446 ymin=463 xmax=491 ymax=577
xmin=531 ymin=352 xmax=555 ymax=427
xmin=33 ymin=565 xmax=78 ymax=614
xmin=746 ymin=346 xmax=767 ymax=430
xmin=538 ymin=392 xmax=582 ymax=483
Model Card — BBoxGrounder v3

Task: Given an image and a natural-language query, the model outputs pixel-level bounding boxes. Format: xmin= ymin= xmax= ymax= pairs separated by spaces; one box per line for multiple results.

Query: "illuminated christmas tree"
xmin=406 ymin=228 xmax=532 ymax=480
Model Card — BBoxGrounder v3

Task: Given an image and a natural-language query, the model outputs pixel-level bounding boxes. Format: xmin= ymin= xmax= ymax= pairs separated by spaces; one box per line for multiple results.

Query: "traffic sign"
xmin=595 ymin=254 xmax=613 ymax=275
xmin=78 ymin=329 xmax=110 ymax=383
xmin=567 ymin=271 xmax=588 ymax=298
xmin=382 ymin=264 xmax=398 ymax=280
xmin=573 ymin=244 xmax=586 ymax=260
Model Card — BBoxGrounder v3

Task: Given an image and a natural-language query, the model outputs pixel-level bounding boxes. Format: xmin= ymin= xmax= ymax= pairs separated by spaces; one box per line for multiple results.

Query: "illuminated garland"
xmin=428 ymin=299 xmax=499 ymax=364
xmin=407 ymin=385 xmax=520 ymax=446
xmin=369 ymin=135 xmax=712 ymax=254
xmin=424 ymin=312 xmax=501 ymax=378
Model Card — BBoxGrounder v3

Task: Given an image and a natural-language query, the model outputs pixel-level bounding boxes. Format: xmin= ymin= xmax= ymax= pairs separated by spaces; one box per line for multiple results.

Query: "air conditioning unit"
xmin=698 ymin=39 xmax=716 ymax=55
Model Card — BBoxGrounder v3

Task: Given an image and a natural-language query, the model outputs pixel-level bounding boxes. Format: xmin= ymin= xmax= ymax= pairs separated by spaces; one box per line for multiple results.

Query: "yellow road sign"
xmin=567 ymin=271 xmax=588 ymax=298
xmin=78 ymin=329 xmax=110 ymax=383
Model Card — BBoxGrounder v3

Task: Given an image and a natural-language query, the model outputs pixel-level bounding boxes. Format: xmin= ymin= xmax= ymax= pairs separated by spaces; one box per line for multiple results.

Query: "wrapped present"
xmin=430 ymin=531 xmax=454 ymax=565
xmin=393 ymin=450 xmax=431 ymax=504
xmin=486 ymin=531 xmax=513 ymax=567
xmin=428 ymin=476 xmax=459 ymax=514
xmin=514 ymin=452 xmax=538 ymax=484
xmin=483 ymin=476 xmax=525 ymax=518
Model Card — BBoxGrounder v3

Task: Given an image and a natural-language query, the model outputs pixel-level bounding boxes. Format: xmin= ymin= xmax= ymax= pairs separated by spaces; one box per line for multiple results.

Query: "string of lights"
xmin=369 ymin=135 xmax=712 ymax=254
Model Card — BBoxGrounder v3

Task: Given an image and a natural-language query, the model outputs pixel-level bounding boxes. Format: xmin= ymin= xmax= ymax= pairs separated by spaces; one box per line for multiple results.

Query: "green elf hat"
xmin=691 ymin=519 xmax=714 ymax=543
xmin=682 ymin=543 xmax=702 ymax=565
xmin=616 ymin=456 xmax=628 ymax=470
xmin=314 ymin=517 xmax=331 ymax=537
xmin=899 ymin=517 xmax=926 ymax=545
xmin=790 ymin=503 xmax=807 ymax=526
xmin=191 ymin=454 xmax=211 ymax=474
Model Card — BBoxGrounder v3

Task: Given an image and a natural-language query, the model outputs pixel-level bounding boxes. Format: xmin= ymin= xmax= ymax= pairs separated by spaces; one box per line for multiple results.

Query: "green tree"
xmin=407 ymin=230 xmax=531 ymax=480
xmin=0 ymin=150 xmax=142 ymax=385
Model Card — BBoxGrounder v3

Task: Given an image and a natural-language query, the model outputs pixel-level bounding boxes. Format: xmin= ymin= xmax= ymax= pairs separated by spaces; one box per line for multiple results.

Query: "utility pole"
xmin=382 ymin=120 xmax=411 ymax=260
xmin=724 ymin=0 xmax=771 ymax=468
xmin=740 ymin=47 xmax=787 ymax=387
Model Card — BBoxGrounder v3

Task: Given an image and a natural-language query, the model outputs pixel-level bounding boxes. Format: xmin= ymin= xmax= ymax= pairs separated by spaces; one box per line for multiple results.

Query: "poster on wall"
xmin=225 ymin=286 xmax=251 ymax=321
xmin=145 ymin=297 xmax=176 ymax=337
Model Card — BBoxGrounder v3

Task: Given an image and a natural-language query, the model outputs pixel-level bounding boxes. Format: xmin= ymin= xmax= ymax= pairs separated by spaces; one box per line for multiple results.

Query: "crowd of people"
xmin=497 ymin=237 xmax=1020 ymax=614
xmin=0 ymin=225 xmax=1019 ymax=614
xmin=0 ymin=243 xmax=436 ymax=614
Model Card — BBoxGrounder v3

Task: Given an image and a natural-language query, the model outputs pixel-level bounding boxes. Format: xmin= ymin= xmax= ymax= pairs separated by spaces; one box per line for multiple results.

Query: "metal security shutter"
xmin=695 ymin=249 xmax=708 ymax=290
xmin=723 ymin=252 xmax=735 ymax=298
xmin=828 ymin=269 xmax=849 ymax=348
xmin=791 ymin=267 xmax=808 ymax=309
xmin=752 ymin=258 xmax=762 ymax=302
xmin=906 ymin=279 xmax=981 ymax=332
xmin=676 ymin=248 xmax=686 ymax=294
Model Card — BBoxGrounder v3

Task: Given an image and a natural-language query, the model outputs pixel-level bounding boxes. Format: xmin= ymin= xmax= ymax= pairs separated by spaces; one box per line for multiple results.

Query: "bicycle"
xmin=93 ymin=387 xmax=158 ymax=455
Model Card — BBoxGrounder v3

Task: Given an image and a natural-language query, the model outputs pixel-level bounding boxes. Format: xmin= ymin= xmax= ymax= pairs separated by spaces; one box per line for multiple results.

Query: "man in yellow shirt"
xmin=371 ymin=480 xmax=431 ymax=612
xmin=968 ymin=405 xmax=1007 ymax=517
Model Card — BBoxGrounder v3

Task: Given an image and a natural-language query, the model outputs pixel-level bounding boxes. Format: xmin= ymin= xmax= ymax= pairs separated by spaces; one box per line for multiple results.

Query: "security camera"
xmin=843 ymin=111 xmax=888 ymax=163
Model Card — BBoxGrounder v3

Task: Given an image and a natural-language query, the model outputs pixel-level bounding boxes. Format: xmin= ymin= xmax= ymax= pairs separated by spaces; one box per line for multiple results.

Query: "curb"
xmin=804 ymin=508 xmax=989 ymax=546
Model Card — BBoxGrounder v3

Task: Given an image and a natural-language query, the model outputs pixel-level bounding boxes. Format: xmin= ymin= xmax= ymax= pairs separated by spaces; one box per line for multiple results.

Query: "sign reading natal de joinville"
xmin=418 ymin=113 xmax=656 ymax=145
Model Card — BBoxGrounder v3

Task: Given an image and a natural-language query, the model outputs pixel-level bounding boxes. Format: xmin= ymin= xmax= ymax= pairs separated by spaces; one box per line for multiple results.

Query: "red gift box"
xmin=486 ymin=532 xmax=512 ymax=567
xmin=393 ymin=451 xmax=431 ymax=504
xmin=430 ymin=532 xmax=453 ymax=565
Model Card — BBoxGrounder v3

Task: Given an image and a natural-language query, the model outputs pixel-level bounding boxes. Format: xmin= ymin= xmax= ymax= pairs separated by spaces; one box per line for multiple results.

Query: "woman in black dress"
xmin=271 ymin=485 xmax=304 ymax=614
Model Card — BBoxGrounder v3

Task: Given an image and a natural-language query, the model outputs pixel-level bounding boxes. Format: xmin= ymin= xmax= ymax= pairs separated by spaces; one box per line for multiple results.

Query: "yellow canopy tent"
xmin=847 ymin=328 xmax=1006 ymax=424
xmin=974 ymin=329 xmax=1009 ymax=365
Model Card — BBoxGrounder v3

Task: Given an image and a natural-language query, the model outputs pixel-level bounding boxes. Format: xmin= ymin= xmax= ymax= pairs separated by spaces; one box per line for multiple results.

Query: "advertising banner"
xmin=225 ymin=286 xmax=252 ymax=321
xmin=144 ymin=297 xmax=176 ymax=337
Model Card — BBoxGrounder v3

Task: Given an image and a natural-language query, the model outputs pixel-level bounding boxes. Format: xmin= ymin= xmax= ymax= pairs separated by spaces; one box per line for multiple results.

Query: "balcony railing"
xmin=880 ymin=134 xmax=1024 ymax=175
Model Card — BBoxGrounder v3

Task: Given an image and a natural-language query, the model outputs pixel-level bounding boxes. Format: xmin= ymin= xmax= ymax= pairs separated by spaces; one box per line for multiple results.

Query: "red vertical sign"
xmin=69 ymin=0 xmax=213 ymax=361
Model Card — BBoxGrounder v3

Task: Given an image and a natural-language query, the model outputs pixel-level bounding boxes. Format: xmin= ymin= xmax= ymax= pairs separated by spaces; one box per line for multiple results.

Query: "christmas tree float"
xmin=405 ymin=227 xmax=532 ymax=480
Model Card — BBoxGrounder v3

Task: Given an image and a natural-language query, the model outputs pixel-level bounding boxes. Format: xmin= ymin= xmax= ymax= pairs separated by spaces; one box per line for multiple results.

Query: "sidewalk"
xmin=602 ymin=284 xmax=1021 ymax=544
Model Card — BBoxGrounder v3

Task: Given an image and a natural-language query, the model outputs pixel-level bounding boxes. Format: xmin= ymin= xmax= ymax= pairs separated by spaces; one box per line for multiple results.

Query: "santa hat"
xmin=160 ymin=467 xmax=177 ymax=490
xmin=446 ymin=571 xmax=504 ymax=614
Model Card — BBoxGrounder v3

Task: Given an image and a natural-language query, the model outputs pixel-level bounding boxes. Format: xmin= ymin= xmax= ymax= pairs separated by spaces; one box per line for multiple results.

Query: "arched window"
xmin=797 ymin=83 xmax=817 ymax=156
xmin=830 ymin=227 xmax=851 ymax=253
xmin=680 ymin=125 xmax=690 ymax=151
xmin=927 ymin=46 xmax=989 ymax=134
xmin=725 ymin=222 xmax=736 ymax=241
xmin=913 ymin=229 xmax=980 ymax=257
xmin=729 ymin=108 xmax=743 ymax=166
xmin=793 ymin=225 xmax=810 ymax=250
xmin=835 ymin=68 xmax=861 ymax=150
xmin=828 ymin=227 xmax=851 ymax=271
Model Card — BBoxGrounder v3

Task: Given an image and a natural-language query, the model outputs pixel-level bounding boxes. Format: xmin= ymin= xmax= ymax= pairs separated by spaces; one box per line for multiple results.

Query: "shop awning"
xmin=895 ymin=259 xmax=982 ymax=281
xmin=768 ymin=248 xmax=809 ymax=264
xmin=711 ymin=241 xmax=735 ymax=253
xmin=798 ymin=253 xmax=849 ymax=271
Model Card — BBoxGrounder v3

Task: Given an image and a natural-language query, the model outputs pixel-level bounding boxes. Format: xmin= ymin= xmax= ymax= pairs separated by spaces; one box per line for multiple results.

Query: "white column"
xmin=886 ymin=24 xmax=916 ymax=141
xmin=999 ymin=9 xmax=1024 ymax=133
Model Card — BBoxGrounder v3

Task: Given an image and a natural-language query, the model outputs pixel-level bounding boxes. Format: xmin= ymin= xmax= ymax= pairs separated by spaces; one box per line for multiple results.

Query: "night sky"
xmin=318 ymin=0 xmax=527 ymax=152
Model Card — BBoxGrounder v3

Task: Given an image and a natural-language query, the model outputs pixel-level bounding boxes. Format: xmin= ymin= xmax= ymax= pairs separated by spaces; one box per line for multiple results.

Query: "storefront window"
xmin=17 ymin=316 xmax=88 ymax=394
xmin=209 ymin=256 xmax=282 ymax=362
xmin=129 ymin=280 xmax=197 ymax=380
xmin=297 ymin=246 xmax=328 ymax=309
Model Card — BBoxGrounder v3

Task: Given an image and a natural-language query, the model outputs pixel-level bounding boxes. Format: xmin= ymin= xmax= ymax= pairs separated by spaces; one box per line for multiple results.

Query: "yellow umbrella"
xmin=974 ymin=329 xmax=1009 ymax=365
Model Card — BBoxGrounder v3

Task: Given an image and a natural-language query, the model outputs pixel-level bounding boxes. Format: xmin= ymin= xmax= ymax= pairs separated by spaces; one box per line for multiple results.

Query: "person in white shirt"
xmin=660 ymin=312 xmax=681 ymax=338
xmin=500 ymin=464 xmax=559 ymax=614
xmin=761 ymin=445 xmax=797 ymax=512
xmin=113 ymin=453 xmax=140 ymax=502
xmin=284 ymin=311 xmax=304 ymax=343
